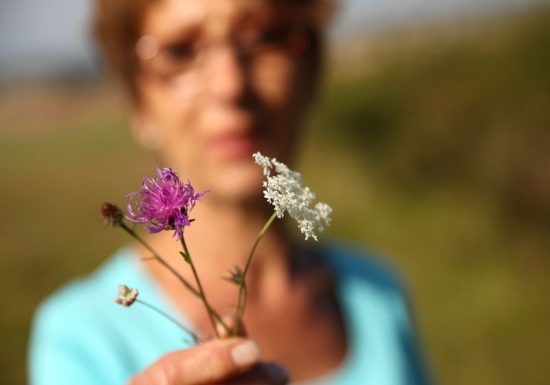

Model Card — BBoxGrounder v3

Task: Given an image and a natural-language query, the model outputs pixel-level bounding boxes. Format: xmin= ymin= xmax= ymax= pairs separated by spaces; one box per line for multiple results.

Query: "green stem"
xmin=180 ymin=233 xmax=229 ymax=337
xmin=120 ymin=222 xmax=199 ymax=296
xmin=120 ymin=222 xmax=228 ymax=331
xmin=136 ymin=298 xmax=202 ymax=343
xmin=233 ymin=212 xmax=278 ymax=334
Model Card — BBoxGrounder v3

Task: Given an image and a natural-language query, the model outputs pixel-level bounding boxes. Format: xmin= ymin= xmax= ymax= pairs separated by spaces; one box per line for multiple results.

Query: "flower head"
xmin=126 ymin=167 xmax=207 ymax=238
xmin=114 ymin=284 xmax=139 ymax=307
xmin=253 ymin=152 xmax=332 ymax=241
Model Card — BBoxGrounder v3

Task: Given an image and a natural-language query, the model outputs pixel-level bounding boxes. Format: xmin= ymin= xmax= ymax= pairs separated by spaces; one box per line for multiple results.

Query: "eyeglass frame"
xmin=134 ymin=22 xmax=319 ymax=83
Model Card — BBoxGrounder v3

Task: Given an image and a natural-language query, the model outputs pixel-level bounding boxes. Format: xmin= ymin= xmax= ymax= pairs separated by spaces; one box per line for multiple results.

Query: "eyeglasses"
xmin=135 ymin=24 xmax=316 ymax=83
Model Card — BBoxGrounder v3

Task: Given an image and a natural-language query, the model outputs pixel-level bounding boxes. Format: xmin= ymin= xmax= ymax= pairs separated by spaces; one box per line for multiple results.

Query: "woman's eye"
xmin=238 ymin=25 xmax=292 ymax=52
xmin=154 ymin=41 xmax=198 ymax=77
xmin=257 ymin=26 xmax=291 ymax=47
xmin=165 ymin=42 xmax=195 ymax=63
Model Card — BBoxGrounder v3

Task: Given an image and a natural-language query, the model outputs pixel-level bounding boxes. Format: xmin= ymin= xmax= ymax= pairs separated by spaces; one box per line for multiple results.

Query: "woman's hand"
xmin=128 ymin=338 xmax=289 ymax=385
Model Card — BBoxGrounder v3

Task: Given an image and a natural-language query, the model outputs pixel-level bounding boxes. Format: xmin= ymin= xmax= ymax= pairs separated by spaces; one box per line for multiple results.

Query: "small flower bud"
xmin=114 ymin=284 xmax=139 ymax=307
xmin=101 ymin=202 xmax=124 ymax=227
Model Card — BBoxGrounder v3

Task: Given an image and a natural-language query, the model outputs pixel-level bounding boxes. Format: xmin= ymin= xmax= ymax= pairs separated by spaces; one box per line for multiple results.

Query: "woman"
xmin=29 ymin=0 xmax=432 ymax=384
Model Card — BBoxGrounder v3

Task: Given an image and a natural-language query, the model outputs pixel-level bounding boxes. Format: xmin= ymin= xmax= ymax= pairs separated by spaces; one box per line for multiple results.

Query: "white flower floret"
xmin=253 ymin=152 xmax=332 ymax=241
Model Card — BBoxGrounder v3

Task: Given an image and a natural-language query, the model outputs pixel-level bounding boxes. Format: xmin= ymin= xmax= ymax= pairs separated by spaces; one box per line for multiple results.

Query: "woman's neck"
xmin=137 ymin=197 xmax=291 ymax=288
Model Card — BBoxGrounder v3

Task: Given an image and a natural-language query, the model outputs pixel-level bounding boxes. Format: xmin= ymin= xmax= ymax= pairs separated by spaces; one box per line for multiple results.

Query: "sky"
xmin=0 ymin=0 xmax=540 ymax=81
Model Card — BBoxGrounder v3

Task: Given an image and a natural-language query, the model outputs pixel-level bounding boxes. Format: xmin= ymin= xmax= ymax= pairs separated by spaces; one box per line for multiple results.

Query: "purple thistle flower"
xmin=126 ymin=167 xmax=207 ymax=239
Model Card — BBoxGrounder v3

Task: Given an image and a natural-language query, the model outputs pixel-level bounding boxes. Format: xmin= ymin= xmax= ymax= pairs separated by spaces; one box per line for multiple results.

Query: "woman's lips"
xmin=206 ymin=131 xmax=259 ymax=160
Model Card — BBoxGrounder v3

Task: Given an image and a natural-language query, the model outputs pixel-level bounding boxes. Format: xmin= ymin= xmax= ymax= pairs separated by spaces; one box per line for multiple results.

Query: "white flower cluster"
xmin=253 ymin=152 xmax=332 ymax=241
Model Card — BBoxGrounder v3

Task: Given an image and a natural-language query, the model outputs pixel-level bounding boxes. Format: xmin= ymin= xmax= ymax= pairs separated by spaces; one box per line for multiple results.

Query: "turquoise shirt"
xmin=29 ymin=245 xmax=432 ymax=385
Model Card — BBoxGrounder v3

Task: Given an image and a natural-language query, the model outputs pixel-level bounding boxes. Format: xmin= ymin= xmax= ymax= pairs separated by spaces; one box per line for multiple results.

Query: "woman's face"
xmin=135 ymin=0 xmax=321 ymax=203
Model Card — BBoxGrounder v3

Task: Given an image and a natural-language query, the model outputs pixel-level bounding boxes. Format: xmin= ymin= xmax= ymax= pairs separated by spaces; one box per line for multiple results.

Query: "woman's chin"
xmin=202 ymin=162 xmax=264 ymax=204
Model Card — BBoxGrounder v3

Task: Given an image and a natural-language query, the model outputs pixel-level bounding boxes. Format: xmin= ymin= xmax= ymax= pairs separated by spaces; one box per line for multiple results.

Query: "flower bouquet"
xmin=101 ymin=152 xmax=332 ymax=342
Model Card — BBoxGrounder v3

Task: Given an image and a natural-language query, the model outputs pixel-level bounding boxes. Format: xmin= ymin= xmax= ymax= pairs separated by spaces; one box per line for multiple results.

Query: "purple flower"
xmin=126 ymin=167 xmax=207 ymax=238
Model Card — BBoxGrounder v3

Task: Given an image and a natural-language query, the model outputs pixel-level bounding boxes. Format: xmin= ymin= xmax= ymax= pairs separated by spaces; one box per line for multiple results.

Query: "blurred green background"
xmin=1 ymin=6 xmax=549 ymax=385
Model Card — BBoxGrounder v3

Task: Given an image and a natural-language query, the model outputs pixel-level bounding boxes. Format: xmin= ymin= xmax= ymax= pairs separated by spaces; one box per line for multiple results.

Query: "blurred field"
xmin=1 ymin=7 xmax=549 ymax=385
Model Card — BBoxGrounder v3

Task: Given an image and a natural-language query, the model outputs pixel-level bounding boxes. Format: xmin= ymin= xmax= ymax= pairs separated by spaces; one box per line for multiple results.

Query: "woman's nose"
xmin=207 ymin=44 xmax=247 ymax=103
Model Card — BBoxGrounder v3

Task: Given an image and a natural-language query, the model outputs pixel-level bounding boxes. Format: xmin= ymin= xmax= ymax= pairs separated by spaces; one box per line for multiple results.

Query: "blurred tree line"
xmin=318 ymin=8 xmax=550 ymax=233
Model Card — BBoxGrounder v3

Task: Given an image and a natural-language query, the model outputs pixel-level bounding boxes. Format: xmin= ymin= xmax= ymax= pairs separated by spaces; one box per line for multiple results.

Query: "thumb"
xmin=131 ymin=338 xmax=260 ymax=385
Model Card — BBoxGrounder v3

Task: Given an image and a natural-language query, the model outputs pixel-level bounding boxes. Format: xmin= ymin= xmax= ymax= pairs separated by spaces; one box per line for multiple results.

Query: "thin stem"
xmin=180 ymin=233 xmax=228 ymax=337
xmin=119 ymin=222 xmax=228 ymax=329
xmin=233 ymin=212 xmax=278 ymax=333
xmin=120 ymin=222 xmax=199 ymax=296
xmin=136 ymin=298 xmax=202 ymax=343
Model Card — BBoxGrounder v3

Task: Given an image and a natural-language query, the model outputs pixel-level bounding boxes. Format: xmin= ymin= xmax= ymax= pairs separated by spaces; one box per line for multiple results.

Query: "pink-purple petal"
xmin=125 ymin=167 xmax=207 ymax=239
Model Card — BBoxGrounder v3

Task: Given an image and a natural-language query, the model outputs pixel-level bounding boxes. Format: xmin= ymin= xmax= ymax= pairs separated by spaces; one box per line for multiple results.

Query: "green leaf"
xmin=223 ymin=266 xmax=244 ymax=285
xmin=179 ymin=251 xmax=191 ymax=264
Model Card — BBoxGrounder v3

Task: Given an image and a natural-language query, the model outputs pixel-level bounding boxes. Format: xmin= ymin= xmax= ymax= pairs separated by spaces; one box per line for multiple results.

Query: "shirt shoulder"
xmin=32 ymin=247 xmax=140 ymax=328
xmin=323 ymin=242 xmax=407 ymax=298
xmin=28 ymin=248 xmax=177 ymax=385
xmin=321 ymin=243 xmax=433 ymax=385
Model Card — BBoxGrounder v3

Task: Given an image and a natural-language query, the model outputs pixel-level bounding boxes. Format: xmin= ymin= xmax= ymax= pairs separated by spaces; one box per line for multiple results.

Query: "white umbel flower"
xmin=253 ymin=152 xmax=332 ymax=241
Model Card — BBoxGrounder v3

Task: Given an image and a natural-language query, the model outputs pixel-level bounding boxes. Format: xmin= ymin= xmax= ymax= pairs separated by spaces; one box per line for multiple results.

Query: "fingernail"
xmin=231 ymin=340 xmax=260 ymax=367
